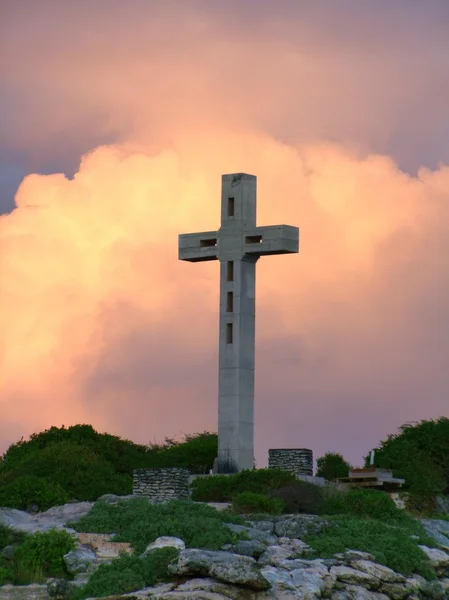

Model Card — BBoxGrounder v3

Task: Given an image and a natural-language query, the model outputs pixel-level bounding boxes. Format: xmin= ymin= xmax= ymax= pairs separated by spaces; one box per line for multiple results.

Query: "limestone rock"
xmin=350 ymin=560 xmax=405 ymax=583
xmin=247 ymin=520 xmax=275 ymax=535
xmin=168 ymin=549 xmax=270 ymax=590
xmin=0 ymin=502 xmax=93 ymax=534
xmin=334 ymin=550 xmax=376 ymax=563
xmin=63 ymin=545 xmax=97 ymax=574
xmin=47 ymin=578 xmax=75 ymax=600
xmin=258 ymin=544 xmax=302 ymax=567
xmin=141 ymin=536 xmax=185 ymax=556
xmin=97 ymin=494 xmax=137 ymax=504
xmin=420 ymin=519 xmax=449 ymax=549
xmin=330 ymin=565 xmax=379 ymax=589
xmin=274 ymin=514 xmax=329 ymax=539
xmin=225 ymin=523 xmax=277 ymax=546
xmin=377 ymin=582 xmax=410 ymax=600
xmin=418 ymin=545 xmax=449 ymax=569
xmin=231 ymin=539 xmax=266 ymax=558
xmin=339 ymin=585 xmax=389 ymax=599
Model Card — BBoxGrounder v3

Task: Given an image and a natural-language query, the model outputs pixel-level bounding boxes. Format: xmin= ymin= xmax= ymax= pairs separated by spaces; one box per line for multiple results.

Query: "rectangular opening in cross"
xmin=245 ymin=235 xmax=262 ymax=244
xmin=226 ymin=323 xmax=233 ymax=344
xmin=227 ymin=197 xmax=235 ymax=217
xmin=227 ymin=261 xmax=234 ymax=281
xmin=226 ymin=292 xmax=233 ymax=312
xmin=200 ymin=238 xmax=217 ymax=247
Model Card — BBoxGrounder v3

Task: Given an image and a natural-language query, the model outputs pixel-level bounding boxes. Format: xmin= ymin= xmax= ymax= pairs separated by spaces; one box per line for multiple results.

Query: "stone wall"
xmin=133 ymin=468 xmax=190 ymax=501
xmin=268 ymin=448 xmax=313 ymax=476
xmin=0 ymin=585 xmax=48 ymax=600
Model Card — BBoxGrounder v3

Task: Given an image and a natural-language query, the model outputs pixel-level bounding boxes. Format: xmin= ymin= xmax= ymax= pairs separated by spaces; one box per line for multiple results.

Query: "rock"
xmin=168 ymin=548 xmax=270 ymax=590
xmin=274 ymin=514 xmax=329 ymax=539
xmin=170 ymin=578 xmax=248 ymax=599
xmin=378 ymin=582 xmax=410 ymax=600
xmin=278 ymin=537 xmax=313 ymax=554
xmin=78 ymin=532 xmax=133 ymax=559
xmin=260 ymin=561 xmax=334 ymax=599
xmin=232 ymin=539 xmax=266 ymax=558
xmin=421 ymin=519 xmax=449 ymax=549
xmin=334 ymin=550 xmax=376 ymax=563
xmin=225 ymin=523 xmax=278 ymax=546
xmin=340 ymin=585 xmax=389 ymax=599
xmin=419 ymin=580 xmax=446 ymax=600
xmin=97 ymin=494 xmax=137 ymax=504
xmin=47 ymin=578 xmax=75 ymax=600
xmin=141 ymin=536 xmax=185 ymax=556
xmin=405 ymin=574 xmax=428 ymax=593
xmin=258 ymin=545 xmax=302 ymax=567
xmin=1 ymin=545 xmax=15 ymax=560
xmin=418 ymin=545 xmax=449 ymax=570
xmin=0 ymin=502 xmax=94 ymax=533
xmin=63 ymin=545 xmax=97 ymax=574
xmin=350 ymin=560 xmax=405 ymax=583
xmin=330 ymin=565 xmax=379 ymax=589
xmin=247 ymin=520 xmax=275 ymax=535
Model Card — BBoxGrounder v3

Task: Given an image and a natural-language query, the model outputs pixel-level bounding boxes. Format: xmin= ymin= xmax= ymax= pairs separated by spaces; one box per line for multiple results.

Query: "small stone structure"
xmin=133 ymin=468 xmax=190 ymax=501
xmin=268 ymin=448 xmax=313 ymax=476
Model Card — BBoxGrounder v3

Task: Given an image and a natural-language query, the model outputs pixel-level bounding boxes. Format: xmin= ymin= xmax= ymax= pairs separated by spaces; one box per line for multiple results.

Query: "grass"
xmin=71 ymin=548 xmax=178 ymax=600
xmin=68 ymin=498 xmax=246 ymax=554
xmin=305 ymin=514 xmax=437 ymax=579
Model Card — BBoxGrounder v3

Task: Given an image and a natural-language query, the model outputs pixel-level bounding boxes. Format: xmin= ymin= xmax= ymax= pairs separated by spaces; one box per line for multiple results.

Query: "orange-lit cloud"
xmin=1 ymin=133 xmax=448 ymax=465
xmin=0 ymin=2 xmax=448 ymax=465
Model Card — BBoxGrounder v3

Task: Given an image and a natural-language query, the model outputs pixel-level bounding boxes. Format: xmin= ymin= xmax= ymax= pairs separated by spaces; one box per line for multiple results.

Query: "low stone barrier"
xmin=268 ymin=448 xmax=313 ymax=476
xmin=132 ymin=467 xmax=190 ymax=501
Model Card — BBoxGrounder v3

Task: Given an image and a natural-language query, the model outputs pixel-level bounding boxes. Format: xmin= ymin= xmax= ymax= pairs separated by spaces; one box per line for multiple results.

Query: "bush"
xmin=0 ymin=475 xmax=69 ymax=511
xmin=324 ymin=488 xmax=412 ymax=525
xmin=11 ymin=529 xmax=76 ymax=584
xmin=0 ymin=426 xmax=218 ymax=510
xmin=269 ymin=480 xmax=327 ymax=514
xmin=191 ymin=469 xmax=297 ymax=502
xmin=232 ymin=492 xmax=285 ymax=515
xmin=72 ymin=548 xmax=178 ymax=600
xmin=305 ymin=514 xmax=437 ymax=579
xmin=0 ymin=524 xmax=26 ymax=550
xmin=316 ymin=452 xmax=351 ymax=481
xmin=69 ymin=498 xmax=245 ymax=554
xmin=366 ymin=419 xmax=449 ymax=502
xmin=0 ymin=442 xmax=132 ymax=503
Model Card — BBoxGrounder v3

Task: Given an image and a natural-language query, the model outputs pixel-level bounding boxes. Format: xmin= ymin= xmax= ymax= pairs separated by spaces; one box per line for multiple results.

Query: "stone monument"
xmin=178 ymin=173 xmax=299 ymax=472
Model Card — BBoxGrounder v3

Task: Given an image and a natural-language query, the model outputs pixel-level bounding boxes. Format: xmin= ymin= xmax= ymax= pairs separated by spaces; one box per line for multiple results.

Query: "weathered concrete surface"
xmin=179 ymin=173 xmax=299 ymax=473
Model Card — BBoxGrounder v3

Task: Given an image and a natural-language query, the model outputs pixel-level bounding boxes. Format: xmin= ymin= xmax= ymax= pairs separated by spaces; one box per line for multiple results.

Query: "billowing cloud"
xmin=0 ymin=1 xmax=448 ymax=465
xmin=1 ymin=133 xmax=448 ymax=465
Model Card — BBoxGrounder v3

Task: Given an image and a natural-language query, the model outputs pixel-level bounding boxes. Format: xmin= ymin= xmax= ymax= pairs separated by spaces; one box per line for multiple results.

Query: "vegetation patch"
xmin=0 ymin=527 xmax=75 ymax=585
xmin=316 ymin=452 xmax=352 ymax=481
xmin=232 ymin=492 xmax=285 ymax=515
xmin=191 ymin=468 xmax=297 ymax=502
xmin=0 ymin=425 xmax=218 ymax=509
xmin=69 ymin=498 xmax=245 ymax=554
xmin=71 ymin=548 xmax=178 ymax=600
xmin=305 ymin=514 xmax=437 ymax=579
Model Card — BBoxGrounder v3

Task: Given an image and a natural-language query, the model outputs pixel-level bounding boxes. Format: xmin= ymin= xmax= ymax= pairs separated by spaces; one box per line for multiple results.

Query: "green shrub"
xmin=69 ymin=498 xmax=245 ymax=554
xmin=269 ymin=480 xmax=327 ymax=514
xmin=191 ymin=469 xmax=297 ymax=502
xmin=305 ymin=514 xmax=436 ymax=579
xmin=366 ymin=419 xmax=449 ymax=502
xmin=232 ymin=492 xmax=285 ymax=515
xmin=12 ymin=528 xmax=76 ymax=584
xmin=324 ymin=488 xmax=413 ymax=525
xmin=316 ymin=452 xmax=351 ymax=481
xmin=0 ymin=442 xmax=132 ymax=502
xmin=0 ymin=524 xmax=26 ymax=550
xmin=0 ymin=475 xmax=69 ymax=511
xmin=72 ymin=548 xmax=178 ymax=600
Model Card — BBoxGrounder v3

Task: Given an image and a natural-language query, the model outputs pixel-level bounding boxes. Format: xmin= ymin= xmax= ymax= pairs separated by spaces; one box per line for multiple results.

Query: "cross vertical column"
xmin=217 ymin=174 xmax=257 ymax=472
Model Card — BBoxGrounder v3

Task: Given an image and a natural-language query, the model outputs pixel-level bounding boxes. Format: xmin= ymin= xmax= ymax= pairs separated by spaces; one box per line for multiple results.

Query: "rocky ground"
xmin=2 ymin=495 xmax=449 ymax=600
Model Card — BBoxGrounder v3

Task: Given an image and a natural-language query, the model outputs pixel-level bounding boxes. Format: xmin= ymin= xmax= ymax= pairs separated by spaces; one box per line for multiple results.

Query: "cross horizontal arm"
xmin=243 ymin=225 xmax=299 ymax=256
xmin=178 ymin=230 xmax=220 ymax=262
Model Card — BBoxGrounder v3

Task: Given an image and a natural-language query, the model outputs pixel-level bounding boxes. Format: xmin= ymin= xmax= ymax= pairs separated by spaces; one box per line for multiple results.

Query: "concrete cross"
xmin=178 ymin=173 xmax=299 ymax=472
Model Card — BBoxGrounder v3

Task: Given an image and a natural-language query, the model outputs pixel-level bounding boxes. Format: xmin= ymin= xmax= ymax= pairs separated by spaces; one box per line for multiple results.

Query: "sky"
xmin=1 ymin=0 xmax=449 ymax=468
